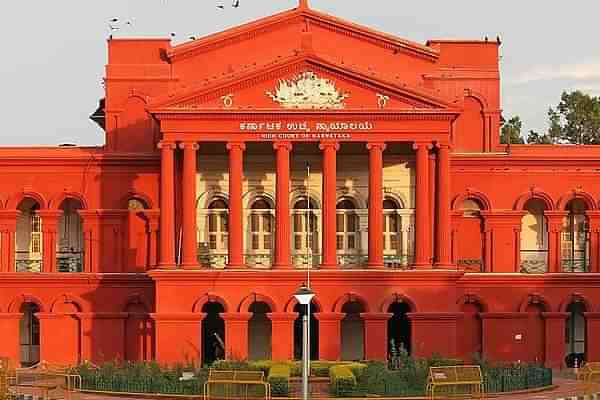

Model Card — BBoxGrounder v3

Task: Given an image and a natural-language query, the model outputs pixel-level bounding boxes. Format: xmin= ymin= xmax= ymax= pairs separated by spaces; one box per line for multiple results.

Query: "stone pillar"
xmin=320 ymin=142 xmax=339 ymax=269
xmin=227 ymin=142 xmax=246 ymax=269
xmin=480 ymin=312 xmax=529 ymax=362
xmin=367 ymin=142 xmax=386 ymax=268
xmin=408 ymin=313 xmax=460 ymax=358
xmin=37 ymin=210 xmax=62 ymax=273
xmin=586 ymin=211 xmax=600 ymax=272
xmin=584 ymin=312 xmax=600 ymax=362
xmin=36 ymin=313 xmax=72 ymax=364
xmin=78 ymin=312 xmax=128 ymax=363
xmin=152 ymin=313 xmax=204 ymax=365
xmin=435 ymin=143 xmax=452 ymax=268
xmin=142 ymin=210 xmax=160 ymax=270
xmin=77 ymin=211 xmax=100 ymax=273
xmin=542 ymin=312 xmax=568 ymax=369
xmin=273 ymin=142 xmax=292 ymax=269
xmin=222 ymin=312 xmax=252 ymax=360
xmin=481 ymin=212 xmax=525 ymax=273
xmin=546 ymin=211 xmax=567 ymax=273
xmin=315 ymin=312 xmax=344 ymax=361
xmin=361 ymin=312 xmax=392 ymax=360
xmin=158 ymin=141 xmax=177 ymax=268
xmin=180 ymin=142 xmax=199 ymax=269
xmin=0 ymin=210 xmax=19 ymax=272
xmin=413 ymin=142 xmax=432 ymax=267
xmin=0 ymin=313 xmax=21 ymax=363
xmin=268 ymin=312 xmax=298 ymax=361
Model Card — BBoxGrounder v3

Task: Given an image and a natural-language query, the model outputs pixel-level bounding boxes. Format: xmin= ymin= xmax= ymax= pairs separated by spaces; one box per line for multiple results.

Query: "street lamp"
xmin=294 ymin=284 xmax=315 ymax=400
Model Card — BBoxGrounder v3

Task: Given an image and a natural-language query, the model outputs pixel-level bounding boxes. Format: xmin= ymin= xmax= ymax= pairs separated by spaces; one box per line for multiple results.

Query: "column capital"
xmin=541 ymin=312 xmax=570 ymax=320
xmin=319 ymin=141 xmax=340 ymax=151
xmin=221 ymin=312 xmax=253 ymax=322
xmin=273 ymin=141 xmax=293 ymax=151
xmin=157 ymin=140 xmax=177 ymax=150
xmin=360 ymin=312 xmax=393 ymax=321
xmin=435 ymin=142 xmax=452 ymax=150
xmin=314 ymin=312 xmax=345 ymax=322
xmin=178 ymin=141 xmax=199 ymax=150
xmin=366 ymin=142 xmax=387 ymax=151
xmin=227 ymin=141 xmax=246 ymax=151
xmin=267 ymin=312 xmax=299 ymax=322
xmin=412 ymin=141 xmax=433 ymax=151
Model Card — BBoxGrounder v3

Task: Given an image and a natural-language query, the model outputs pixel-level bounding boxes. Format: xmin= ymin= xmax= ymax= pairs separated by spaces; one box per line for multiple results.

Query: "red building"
xmin=0 ymin=0 xmax=597 ymax=369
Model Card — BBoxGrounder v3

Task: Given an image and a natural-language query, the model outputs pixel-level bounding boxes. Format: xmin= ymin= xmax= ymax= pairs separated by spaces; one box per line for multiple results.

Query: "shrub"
xmin=211 ymin=359 xmax=250 ymax=371
xmin=329 ymin=365 xmax=357 ymax=396
xmin=268 ymin=363 xmax=291 ymax=397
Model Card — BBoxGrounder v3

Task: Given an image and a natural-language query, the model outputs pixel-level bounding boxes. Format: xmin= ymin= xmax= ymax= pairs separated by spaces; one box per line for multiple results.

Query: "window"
xmin=249 ymin=198 xmax=273 ymax=252
xmin=293 ymin=197 xmax=318 ymax=252
xmin=336 ymin=199 xmax=359 ymax=252
xmin=30 ymin=214 xmax=42 ymax=255
xmin=562 ymin=199 xmax=589 ymax=272
xmin=207 ymin=198 xmax=228 ymax=252
xmin=383 ymin=198 xmax=401 ymax=252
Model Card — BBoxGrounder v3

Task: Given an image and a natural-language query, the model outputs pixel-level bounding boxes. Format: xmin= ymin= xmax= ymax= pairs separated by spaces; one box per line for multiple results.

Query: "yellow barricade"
xmin=204 ymin=369 xmax=270 ymax=400
xmin=426 ymin=365 xmax=484 ymax=399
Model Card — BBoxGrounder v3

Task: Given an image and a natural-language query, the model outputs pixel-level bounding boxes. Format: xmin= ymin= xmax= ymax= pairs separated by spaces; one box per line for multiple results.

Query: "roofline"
xmin=426 ymin=39 xmax=500 ymax=46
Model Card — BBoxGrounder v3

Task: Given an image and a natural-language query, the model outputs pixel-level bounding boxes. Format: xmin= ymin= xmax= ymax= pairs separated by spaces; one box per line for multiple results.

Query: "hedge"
xmin=329 ymin=365 xmax=357 ymax=396
xmin=268 ymin=364 xmax=291 ymax=396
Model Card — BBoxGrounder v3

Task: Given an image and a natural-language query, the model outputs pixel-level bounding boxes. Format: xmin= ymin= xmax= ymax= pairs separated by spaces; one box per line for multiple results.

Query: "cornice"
xmin=0 ymin=273 xmax=153 ymax=285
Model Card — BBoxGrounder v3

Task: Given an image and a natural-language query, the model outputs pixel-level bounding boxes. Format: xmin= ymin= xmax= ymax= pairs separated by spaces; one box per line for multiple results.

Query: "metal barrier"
xmin=0 ymin=358 xmax=16 ymax=400
xmin=426 ymin=365 xmax=484 ymax=400
xmin=204 ymin=370 xmax=270 ymax=400
xmin=13 ymin=363 xmax=80 ymax=400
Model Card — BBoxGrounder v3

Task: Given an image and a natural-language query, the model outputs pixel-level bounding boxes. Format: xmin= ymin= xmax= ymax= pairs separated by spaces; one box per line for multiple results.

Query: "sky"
xmin=0 ymin=0 xmax=598 ymax=146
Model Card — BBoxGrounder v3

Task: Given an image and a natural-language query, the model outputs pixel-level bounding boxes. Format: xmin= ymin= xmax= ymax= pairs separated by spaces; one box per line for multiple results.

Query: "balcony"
xmin=16 ymin=252 xmax=42 ymax=273
xmin=562 ymin=258 xmax=589 ymax=273
xmin=57 ymin=251 xmax=84 ymax=273
xmin=520 ymin=250 xmax=548 ymax=274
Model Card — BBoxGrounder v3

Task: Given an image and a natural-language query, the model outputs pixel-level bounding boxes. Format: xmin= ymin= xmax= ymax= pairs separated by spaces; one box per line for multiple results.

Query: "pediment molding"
xmin=150 ymin=54 xmax=453 ymax=112
xmin=167 ymin=8 xmax=438 ymax=64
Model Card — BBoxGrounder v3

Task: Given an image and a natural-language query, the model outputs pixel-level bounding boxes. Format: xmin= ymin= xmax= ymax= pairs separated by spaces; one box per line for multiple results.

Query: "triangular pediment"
xmin=150 ymin=54 xmax=454 ymax=112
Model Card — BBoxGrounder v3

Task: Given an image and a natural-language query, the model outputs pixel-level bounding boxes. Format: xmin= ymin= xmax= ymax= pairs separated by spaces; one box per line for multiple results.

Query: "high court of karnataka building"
xmin=0 ymin=0 xmax=598 ymax=370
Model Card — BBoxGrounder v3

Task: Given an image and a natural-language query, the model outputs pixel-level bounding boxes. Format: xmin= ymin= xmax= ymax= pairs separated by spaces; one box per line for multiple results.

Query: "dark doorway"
xmin=566 ymin=302 xmax=586 ymax=367
xmin=248 ymin=302 xmax=272 ymax=360
xmin=341 ymin=301 xmax=365 ymax=361
xmin=19 ymin=302 xmax=40 ymax=367
xmin=202 ymin=302 xmax=225 ymax=366
xmin=293 ymin=301 xmax=319 ymax=360
xmin=387 ymin=302 xmax=411 ymax=356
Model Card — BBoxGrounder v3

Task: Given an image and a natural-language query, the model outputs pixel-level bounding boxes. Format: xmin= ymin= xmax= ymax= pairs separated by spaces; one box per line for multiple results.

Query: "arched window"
xmin=16 ymin=198 xmax=42 ymax=272
xmin=337 ymin=199 xmax=359 ymax=254
xmin=249 ymin=198 xmax=273 ymax=253
xmin=457 ymin=199 xmax=485 ymax=272
xmin=383 ymin=198 xmax=401 ymax=253
xmin=562 ymin=199 xmax=589 ymax=272
xmin=207 ymin=198 xmax=229 ymax=252
xmin=58 ymin=198 xmax=84 ymax=272
xmin=520 ymin=199 xmax=548 ymax=273
xmin=293 ymin=197 xmax=319 ymax=254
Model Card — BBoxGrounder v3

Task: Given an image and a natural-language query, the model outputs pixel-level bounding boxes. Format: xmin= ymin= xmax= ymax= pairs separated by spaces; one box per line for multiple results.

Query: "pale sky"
xmin=1 ymin=0 xmax=598 ymax=146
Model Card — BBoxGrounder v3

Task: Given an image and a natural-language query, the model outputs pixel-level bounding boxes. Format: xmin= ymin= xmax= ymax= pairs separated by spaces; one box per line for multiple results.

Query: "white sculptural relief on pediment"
xmin=266 ymin=71 xmax=350 ymax=109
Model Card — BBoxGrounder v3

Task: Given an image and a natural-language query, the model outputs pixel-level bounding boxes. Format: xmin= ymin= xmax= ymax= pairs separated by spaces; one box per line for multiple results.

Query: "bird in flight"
xmin=216 ymin=4 xmax=225 ymax=9
xmin=232 ymin=0 xmax=240 ymax=8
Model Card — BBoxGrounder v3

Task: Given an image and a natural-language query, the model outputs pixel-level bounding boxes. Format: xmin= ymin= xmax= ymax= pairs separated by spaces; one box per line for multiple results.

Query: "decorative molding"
xmin=266 ymin=71 xmax=350 ymax=109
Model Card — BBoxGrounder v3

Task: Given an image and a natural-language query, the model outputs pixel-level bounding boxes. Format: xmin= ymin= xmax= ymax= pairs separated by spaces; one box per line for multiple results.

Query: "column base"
xmin=367 ymin=262 xmax=386 ymax=269
xmin=413 ymin=262 xmax=432 ymax=270
xmin=434 ymin=262 xmax=455 ymax=269
xmin=226 ymin=263 xmax=248 ymax=270
xmin=320 ymin=263 xmax=338 ymax=270
xmin=157 ymin=263 xmax=177 ymax=270
xmin=272 ymin=263 xmax=294 ymax=270
xmin=181 ymin=263 xmax=200 ymax=270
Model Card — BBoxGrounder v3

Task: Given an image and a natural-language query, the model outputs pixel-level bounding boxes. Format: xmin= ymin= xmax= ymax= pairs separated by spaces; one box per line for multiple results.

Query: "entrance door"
xmin=19 ymin=303 xmax=40 ymax=366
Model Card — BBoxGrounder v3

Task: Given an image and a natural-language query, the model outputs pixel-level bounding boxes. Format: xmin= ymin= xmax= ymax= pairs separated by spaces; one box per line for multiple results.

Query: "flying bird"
xmin=189 ymin=36 xmax=197 ymax=40
xmin=232 ymin=0 xmax=240 ymax=8
xmin=216 ymin=4 xmax=225 ymax=9
xmin=108 ymin=17 xmax=119 ymax=23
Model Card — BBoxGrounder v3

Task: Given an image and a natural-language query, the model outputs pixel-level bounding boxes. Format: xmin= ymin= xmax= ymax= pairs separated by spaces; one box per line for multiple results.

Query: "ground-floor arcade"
xmin=0 ymin=271 xmax=598 ymax=369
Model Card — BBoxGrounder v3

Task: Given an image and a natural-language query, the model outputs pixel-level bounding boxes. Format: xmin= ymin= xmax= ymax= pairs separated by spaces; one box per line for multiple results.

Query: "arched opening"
xmin=520 ymin=199 xmax=549 ymax=273
xmin=457 ymin=199 xmax=485 ymax=272
xmin=293 ymin=301 xmax=319 ymax=360
xmin=126 ymin=198 xmax=149 ymax=272
xmin=19 ymin=302 xmax=40 ymax=366
xmin=58 ymin=199 xmax=84 ymax=272
xmin=387 ymin=302 xmax=412 ymax=356
xmin=124 ymin=301 xmax=153 ymax=362
xmin=459 ymin=302 xmax=483 ymax=362
xmin=525 ymin=303 xmax=546 ymax=364
xmin=292 ymin=197 xmax=319 ymax=267
xmin=565 ymin=302 xmax=586 ymax=367
xmin=341 ymin=301 xmax=365 ymax=360
xmin=202 ymin=302 xmax=226 ymax=366
xmin=562 ymin=199 xmax=590 ymax=272
xmin=248 ymin=301 xmax=272 ymax=360
xmin=199 ymin=198 xmax=229 ymax=268
xmin=16 ymin=198 xmax=42 ymax=272
xmin=337 ymin=199 xmax=361 ymax=267
xmin=247 ymin=197 xmax=274 ymax=268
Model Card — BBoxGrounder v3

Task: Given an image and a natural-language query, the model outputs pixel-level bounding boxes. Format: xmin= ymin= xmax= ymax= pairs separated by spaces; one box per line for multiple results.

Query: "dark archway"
xmin=202 ymin=302 xmax=225 ymax=366
xmin=19 ymin=302 xmax=40 ymax=366
xmin=459 ymin=302 xmax=483 ymax=361
xmin=248 ymin=301 xmax=272 ymax=360
xmin=293 ymin=301 xmax=319 ymax=360
xmin=387 ymin=302 xmax=411 ymax=356
xmin=341 ymin=301 xmax=365 ymax=361
xmin=566 ymin=302 xmax=586 ymax=367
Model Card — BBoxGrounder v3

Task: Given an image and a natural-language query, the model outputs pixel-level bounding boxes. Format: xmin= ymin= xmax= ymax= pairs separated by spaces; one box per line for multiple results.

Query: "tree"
xmin=500 ymin=116 xmax=525 ymax=144
xmin=526 ymin=129 xmax=553 ymax=144
xmin=548 ymin=90 xmax=600 ymax=144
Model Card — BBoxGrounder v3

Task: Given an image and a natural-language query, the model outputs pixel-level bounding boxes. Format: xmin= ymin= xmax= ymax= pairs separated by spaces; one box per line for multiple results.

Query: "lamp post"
xmin=294 ymin=284 xmax=315 ymax=400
